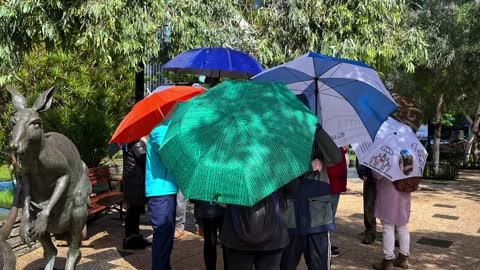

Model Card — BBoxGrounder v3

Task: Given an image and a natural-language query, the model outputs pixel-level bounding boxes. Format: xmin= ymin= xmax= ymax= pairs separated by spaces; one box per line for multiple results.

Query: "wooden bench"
xmin=88 ymin=166 xmax=124 ymax=219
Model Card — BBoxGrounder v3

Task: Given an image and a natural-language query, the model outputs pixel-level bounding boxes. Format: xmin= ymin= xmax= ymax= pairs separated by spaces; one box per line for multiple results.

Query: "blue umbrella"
xmin=164 ymin=47 xmax=264 ymax=79
xmin=253 ymin=52 xmax=398 ymax=146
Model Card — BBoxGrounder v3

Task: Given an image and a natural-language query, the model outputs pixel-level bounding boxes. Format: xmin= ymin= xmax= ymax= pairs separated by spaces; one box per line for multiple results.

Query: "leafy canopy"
xmin=244 ymin=0 xmax=427 ymax=72
xmin=0 ymin=0 xmax=162 ymax=71
xmin=1 ymin=50 xmax=133 ymax=167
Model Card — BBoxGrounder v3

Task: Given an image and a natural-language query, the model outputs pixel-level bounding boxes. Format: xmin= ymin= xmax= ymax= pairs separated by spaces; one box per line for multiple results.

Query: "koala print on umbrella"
xmin=368 ymin=146 xmax=393 ymax=178
xmin=399 ymin=150 xmax=414 ymax=176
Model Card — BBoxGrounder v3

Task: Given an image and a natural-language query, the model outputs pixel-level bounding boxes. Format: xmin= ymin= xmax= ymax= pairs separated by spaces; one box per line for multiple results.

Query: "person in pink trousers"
xmin=372 ymin=171 xmax=411 ymax=270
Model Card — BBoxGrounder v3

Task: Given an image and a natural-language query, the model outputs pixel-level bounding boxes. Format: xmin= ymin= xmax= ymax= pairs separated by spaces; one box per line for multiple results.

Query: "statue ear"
xmin=6 ymin=85 xmax=27 ymax=111
xmin=32 ymin=86 xmax=55 ymax=112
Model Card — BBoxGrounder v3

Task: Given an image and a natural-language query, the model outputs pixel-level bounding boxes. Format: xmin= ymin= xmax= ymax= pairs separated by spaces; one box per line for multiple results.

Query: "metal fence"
xmin=144 ymin=62 xmax=165 ymax=95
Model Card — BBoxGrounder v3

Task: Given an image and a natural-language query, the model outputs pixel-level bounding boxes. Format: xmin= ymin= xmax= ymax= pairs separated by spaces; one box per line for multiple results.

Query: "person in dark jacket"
xmin=191 ymin=201 xmax=226 ymax=270
xmin=280 ymin=125 xmax=343 ymax=270
xmin=221 ymin=182 xmax=297 ymax=270
xmin=122 ymin=138 xmax=151 ymax=249
xmin=355 ymin=158 xmax=377 ymax=245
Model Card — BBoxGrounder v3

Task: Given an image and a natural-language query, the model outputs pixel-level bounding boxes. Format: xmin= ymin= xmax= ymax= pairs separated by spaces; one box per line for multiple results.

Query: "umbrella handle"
xmin=211 ymin=193 xmax=221 ymax=205
xmin=314 ymin=77 xmax=319 ymax=116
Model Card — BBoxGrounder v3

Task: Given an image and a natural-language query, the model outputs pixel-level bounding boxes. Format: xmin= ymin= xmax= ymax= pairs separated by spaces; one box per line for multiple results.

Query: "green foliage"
xmin=440 ymin=113 xmax=455 ymax=127
xmin=0 ymin=0 xmax=163 ymax=71
xmin=0 ymin=165 xmax=11 ymax=180
xmin=0 ymin=0 xmax=431 ymax=166
xmin=3 ymin=50 xmax=133 ymax=167
xmin=157 ymin=0 xmax=258 ymax=63
xmin=157 ymin=1 xmax=427 ymax=73
xmin=245 ymin=0 xmax=427 ymax=71
xmin=0 ymin=190 xmax=14 ymax=208
xmin=391 ymin=0 xmax=480 ymax=118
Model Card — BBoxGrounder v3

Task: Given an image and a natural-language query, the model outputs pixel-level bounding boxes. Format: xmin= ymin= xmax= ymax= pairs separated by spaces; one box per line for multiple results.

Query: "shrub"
xmin=2 ymin=50 xmax=134 ymax=167
xmin=0 ymin=190 xmax=14 ymax=208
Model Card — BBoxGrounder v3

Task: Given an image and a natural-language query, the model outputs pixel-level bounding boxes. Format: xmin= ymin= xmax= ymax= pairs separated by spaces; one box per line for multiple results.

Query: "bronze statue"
xmin=6 ymin=86 xmax=91 ymax=270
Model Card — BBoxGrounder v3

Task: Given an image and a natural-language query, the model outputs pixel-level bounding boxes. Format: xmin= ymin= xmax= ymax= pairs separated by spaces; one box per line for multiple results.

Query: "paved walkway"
xmin=16 ymin=171 xmax=480 ymax=269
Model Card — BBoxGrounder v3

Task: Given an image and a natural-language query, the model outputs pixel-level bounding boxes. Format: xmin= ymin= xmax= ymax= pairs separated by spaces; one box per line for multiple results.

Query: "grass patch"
xmin=0 ymin=190 xmax=14 ymax=208
xmin=0 ymin=165 xmax=12 ymax=180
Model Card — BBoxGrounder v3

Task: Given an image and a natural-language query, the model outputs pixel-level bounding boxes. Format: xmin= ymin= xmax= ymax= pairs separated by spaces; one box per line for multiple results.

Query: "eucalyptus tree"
xmin=393 ymin=0 xmax=480 ymax=170
xmin=450 ymin=2 xmax=480 ymax=161
xmin=0 ymin=0 xmax=163 ymax=72
xmin=243 ymin=0 xmax=428 ymax=72
xmin=156 ymin=0 xmax=258 ymax=62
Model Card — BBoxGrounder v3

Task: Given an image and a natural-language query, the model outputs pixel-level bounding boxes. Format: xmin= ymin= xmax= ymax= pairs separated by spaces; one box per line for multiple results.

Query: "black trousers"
xmin=280 ymin=232 xmax=330 ymax=270
xmin=125 ymin=204 xmax=144 ymax=237
xmin=363 ymin=181 xmax=377 ymax=237
xmin=200 ymin=217 xmax=225 ymax=270
xmin=225 ymin=248 xmax=283 ymax=270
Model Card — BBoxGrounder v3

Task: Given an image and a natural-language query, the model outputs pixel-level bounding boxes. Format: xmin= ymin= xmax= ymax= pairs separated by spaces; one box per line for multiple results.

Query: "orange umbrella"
xmin=110 ymin=86 xmax=205 ymax=143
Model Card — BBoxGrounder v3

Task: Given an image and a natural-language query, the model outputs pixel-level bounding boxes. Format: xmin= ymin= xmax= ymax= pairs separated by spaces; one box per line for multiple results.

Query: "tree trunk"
xmin=433 ymin=94 xmax=444 ymax=174
xmin=465 ymin=101 xmax=480 ymax=163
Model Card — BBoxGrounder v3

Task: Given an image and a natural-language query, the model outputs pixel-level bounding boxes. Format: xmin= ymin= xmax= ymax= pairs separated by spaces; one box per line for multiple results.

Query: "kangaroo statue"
xmin=6 ymin=86 xmax=92 ymax=270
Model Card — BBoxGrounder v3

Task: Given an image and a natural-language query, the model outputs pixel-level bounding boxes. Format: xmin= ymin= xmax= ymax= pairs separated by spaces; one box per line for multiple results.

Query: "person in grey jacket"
xmin=280 ymin=125 xmax=343 ymax=270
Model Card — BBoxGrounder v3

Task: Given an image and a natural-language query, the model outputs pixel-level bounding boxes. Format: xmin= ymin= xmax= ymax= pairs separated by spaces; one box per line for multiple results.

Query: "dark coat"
xmin=123 ymin=140 xmax=147 ymax=206
xmin=191 ymin=200 xmax=225 ymax=219
xmin=221 ymin=181 xmax=298 ymax=251
xmin=355 ymin=158 xmax=375 ymax=183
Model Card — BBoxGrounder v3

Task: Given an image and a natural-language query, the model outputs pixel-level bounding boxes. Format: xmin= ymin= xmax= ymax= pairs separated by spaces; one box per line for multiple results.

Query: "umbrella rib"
xmin=320 ymin=79 xmax=392 ymax=141
xmin=226 ymin=48 xmax=232 ymax=71
xmin=317 ymin=77 xmax=358 ymax=93
xmin=318 ymin=62 xmax=387 ymax=95
xmin=279 ymin=65 xmax=315 ymax=88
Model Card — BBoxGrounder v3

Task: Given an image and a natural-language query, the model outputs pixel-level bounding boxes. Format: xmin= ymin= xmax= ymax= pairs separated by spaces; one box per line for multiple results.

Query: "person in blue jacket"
xmin=145 ymin=119 xmax=177 ymax=270
xmin=280 ymin=125 xmax=343 ymax=270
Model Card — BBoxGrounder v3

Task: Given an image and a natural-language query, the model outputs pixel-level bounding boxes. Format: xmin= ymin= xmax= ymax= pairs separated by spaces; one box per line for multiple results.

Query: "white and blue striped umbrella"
xmin=253 ymin=52 xmax=398 ymax=146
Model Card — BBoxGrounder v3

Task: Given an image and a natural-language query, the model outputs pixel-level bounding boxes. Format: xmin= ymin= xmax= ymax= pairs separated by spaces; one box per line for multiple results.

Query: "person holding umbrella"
xmin=280 ymin=125 xmax=343 ymax=270
xmin=156 ymin=80 xmax=318 ymax=270
xmin=145 ymin=119 xmax=178 ymax=270
xmin=372 ymin=169 xmax=412 ymax=270
xmin=221 ymin=182 xmax=298 ymax=270
xmin=352 ymin=118 xmax=428 ymax=270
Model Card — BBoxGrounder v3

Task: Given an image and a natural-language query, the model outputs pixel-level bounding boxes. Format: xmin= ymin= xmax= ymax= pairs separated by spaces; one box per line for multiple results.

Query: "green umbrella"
xmin=159 ymin=80 xmax=317 ymax=206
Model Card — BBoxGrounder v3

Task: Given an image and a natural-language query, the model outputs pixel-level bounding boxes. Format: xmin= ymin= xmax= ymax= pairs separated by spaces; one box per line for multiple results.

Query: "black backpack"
xmin=230 ymin=192 xmax=280 ymax=245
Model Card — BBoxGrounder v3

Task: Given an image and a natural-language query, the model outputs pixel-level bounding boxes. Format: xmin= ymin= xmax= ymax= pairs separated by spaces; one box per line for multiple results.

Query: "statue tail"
xmin=0 ymin=207 xmax=18 ymax=241
xmin=0 ymin=183 xmax=22 ymax=241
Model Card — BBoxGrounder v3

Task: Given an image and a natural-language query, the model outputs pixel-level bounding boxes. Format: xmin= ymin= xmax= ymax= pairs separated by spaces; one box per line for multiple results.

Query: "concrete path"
xmin=16 ymin=171 xmax=480 ymax=269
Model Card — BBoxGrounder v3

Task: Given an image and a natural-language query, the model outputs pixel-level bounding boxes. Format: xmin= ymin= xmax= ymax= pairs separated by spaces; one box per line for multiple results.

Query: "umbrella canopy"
xmin=159 ymin=80 xmax=318 ymax=206
xmin=110 ymin=86 xmax=205 ymax=143
xmin=351 ymin=117 xmax=428 ymax=181
xmin=253 ymin=52 xmax=398 ymax=146
xmin=164 ymin=47 xmax=264 ymax=79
